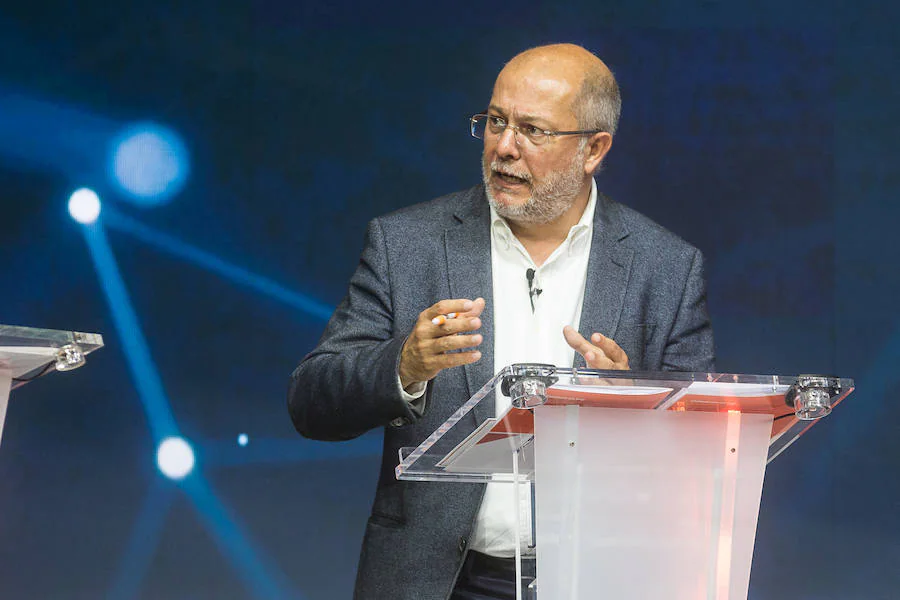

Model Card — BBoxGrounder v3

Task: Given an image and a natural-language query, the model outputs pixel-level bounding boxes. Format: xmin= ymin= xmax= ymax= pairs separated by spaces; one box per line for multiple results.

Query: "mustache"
xmin=489 ymin=160 xmax=532 ymax=183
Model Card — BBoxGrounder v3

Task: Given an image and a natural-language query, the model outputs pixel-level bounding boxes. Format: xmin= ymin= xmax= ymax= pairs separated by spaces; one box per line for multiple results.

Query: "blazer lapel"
xmin=444 ymin=188 xmax=495 ymax=422
xmin=576 ymin=194 xmax=633 ymax=368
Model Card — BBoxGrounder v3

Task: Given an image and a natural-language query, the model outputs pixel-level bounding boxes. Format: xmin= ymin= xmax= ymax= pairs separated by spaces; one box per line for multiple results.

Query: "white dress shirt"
xmin=398 ymin=181 xmax=598 ymax=556
xmin=469 ymin=180 xmax=597 ymax=557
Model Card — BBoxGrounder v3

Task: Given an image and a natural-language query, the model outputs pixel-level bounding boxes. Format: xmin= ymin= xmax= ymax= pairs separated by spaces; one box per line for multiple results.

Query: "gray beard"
xmin=482 ymin=146 xmax=586 ymax=225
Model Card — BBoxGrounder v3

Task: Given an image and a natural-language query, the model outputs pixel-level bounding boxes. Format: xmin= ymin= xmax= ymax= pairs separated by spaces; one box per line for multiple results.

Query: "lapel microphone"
xmin=526 ymin=268 xmax=543 ymax=313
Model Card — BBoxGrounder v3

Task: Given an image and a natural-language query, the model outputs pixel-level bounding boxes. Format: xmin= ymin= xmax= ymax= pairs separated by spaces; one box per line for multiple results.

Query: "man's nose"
xmin=495 ymin=126 xmax=520 ymax=159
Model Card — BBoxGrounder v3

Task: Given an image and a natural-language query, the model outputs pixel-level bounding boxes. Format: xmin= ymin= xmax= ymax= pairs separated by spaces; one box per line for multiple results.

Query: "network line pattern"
xmin=74 ymin=200 xmax=381 ymax=599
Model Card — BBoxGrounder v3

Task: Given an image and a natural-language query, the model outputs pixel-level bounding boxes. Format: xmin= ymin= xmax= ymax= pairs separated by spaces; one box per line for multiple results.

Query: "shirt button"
xmin=458 ymin=536 xmax=467 ymax=553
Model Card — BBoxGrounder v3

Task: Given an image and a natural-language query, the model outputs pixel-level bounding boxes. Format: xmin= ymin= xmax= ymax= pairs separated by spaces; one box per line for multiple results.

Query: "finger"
xmin=431 ymin=349 xmax=482 ymax=370
xmin=434 ymin=333 xmax=483 ymax=353
xmin=436 ymin=316 xmax=482 ymax=336
xmin=582 ymin=344 xmax=615 ymax=368
xmin=420 ymin=300 xmax=472 ymax=339
xmin=565 ymin=326 xmax=616 ymax=368
xmin=467 ymin=297 xmax=487 ymax=317
xmin=590 ymin=332 xmax=629 ymax=364
xmin=431 ymin=298 xmax=484 ymax=334
xmin=563 ymin=325 xmax=595 ymax=354
xmin=428 ymin=299 xmax=475 ymax=319
xmin=431 ymin=314 xmax=455 ymax=326
xmin=447 ymin=297 xmax=486 ymax=321
xmin=585 ymin=352 xmax=616 ymax=369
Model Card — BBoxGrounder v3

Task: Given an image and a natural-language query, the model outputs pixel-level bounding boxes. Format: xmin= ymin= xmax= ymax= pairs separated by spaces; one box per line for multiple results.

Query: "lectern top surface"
xmin=0 ymin=324 xmax=104 ymax=382
xmin=395 ymin=365 xmax=854 ymax=483
xmin=0 ymin=324 xmax=104 ymax=350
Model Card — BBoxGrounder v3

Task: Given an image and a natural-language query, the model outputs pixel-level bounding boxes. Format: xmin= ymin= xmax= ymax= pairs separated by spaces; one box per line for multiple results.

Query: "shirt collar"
xmin=489 ymin=178 xmax=598 ymax=252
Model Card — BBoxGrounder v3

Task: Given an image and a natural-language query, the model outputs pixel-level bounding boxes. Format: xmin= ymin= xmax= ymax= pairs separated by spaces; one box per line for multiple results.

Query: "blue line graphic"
xmin=106 ymin=480 xmax=176 ymax=600
xmin=103 ymin=210 xmax=334 ymax=321
xmin=81 ymin=216 xmax=300 ymax=599
xmin=181 ymin=475 xmax=303 ymax=599
xmin=81 ymin=222 xmax=180 ymax=441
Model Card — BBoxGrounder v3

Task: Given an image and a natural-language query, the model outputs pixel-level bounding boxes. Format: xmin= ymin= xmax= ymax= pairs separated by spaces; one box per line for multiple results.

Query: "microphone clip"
xmin=526 ymin=268 xmax=543 ymax=313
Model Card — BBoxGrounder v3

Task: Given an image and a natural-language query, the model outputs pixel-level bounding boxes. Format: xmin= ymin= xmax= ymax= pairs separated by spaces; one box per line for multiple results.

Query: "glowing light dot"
xmin=67 ymin=188 xmax=101 ymax=224
xmin=156 ymin=436 xmax=195 ymax=480
xmin=112 ymin=123 xmax=189 ymax=204
xmin=237 ymin=433 xmax=249 ymax=447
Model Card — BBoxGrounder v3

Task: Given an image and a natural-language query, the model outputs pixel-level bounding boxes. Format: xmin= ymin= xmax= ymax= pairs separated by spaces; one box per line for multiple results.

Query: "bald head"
xmin=499 ymin=44 xmax=621 ymax=135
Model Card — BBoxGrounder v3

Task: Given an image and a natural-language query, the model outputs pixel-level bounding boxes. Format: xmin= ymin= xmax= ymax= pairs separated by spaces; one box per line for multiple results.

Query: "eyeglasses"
xmin=470 ymin=113 xmax=604 ymax=146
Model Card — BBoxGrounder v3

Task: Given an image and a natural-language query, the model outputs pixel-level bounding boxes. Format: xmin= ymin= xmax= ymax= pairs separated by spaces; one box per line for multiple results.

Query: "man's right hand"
xmin=399 ymin=298 xmax=486 ymax=389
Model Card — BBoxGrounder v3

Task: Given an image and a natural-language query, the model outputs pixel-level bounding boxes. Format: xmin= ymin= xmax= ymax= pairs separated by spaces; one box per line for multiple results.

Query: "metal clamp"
xmin=501 ymin=363 xmax=558 ymax=408
xmin=55 ymin=344 xmax=86 ymax=372
xmin=785 ymin=375 xmax=841 ymax=420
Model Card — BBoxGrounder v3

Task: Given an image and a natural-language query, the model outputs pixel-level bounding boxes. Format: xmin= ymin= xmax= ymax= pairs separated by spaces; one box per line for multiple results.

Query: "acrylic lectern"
xmin=396 ymin=364 xmax=854 ymax=600
xmin=0 ymin=324 xmax=104 ymax=446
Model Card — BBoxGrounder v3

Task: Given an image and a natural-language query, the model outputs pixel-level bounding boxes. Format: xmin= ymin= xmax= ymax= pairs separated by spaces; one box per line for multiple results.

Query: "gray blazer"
xmin=288 ymin=185 xmax=714 ymax=599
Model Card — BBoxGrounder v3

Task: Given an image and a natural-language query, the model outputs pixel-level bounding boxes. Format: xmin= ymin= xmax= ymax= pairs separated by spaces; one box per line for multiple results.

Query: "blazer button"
xmin=458 ymin=536 xmax=467 ymax=553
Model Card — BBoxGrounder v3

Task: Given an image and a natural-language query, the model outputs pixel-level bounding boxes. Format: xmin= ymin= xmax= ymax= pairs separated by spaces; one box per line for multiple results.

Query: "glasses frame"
xmin=470 ymin=113 xmax=605 ymax=146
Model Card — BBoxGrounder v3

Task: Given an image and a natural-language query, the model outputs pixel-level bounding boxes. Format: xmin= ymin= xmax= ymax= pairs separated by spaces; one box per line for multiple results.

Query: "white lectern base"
xmin=534 ymin=406 xmax=772 ymax=600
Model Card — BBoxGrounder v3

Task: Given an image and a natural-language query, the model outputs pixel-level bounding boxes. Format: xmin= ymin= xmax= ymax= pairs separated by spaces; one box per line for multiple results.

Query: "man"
xmin=289 ymin=43 xmax=714 ymax=600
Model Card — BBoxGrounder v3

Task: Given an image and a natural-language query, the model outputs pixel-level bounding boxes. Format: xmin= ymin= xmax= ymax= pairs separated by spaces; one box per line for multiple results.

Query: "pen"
xmin=431 ymin=312 xmax=457 ymax=326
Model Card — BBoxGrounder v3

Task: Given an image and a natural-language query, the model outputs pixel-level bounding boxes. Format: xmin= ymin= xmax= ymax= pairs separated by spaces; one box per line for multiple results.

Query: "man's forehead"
xmin=499 ymin=57 xmax=582 ymax=87
xmin=489 ymin=70 xmax=579 ymax=123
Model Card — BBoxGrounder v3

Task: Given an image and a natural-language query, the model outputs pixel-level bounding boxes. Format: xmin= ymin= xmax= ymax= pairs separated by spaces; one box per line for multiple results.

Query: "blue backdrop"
xmin=1 ymin=1 xmax=897 ymax=598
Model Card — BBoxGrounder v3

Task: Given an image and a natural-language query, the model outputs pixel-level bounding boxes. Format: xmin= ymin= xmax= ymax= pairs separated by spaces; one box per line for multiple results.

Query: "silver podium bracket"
xmin=786 ymin=375 xmax=841 ymax=420
xmin=55 ymin=344 xmax=86 ymax=372
xmin=502 ymin=363 xmax=558 ymax=409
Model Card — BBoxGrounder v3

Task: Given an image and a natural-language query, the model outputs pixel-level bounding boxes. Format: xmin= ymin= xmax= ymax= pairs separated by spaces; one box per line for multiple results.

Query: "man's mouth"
xmin=493 ymin=170 xmax=530 ymax=186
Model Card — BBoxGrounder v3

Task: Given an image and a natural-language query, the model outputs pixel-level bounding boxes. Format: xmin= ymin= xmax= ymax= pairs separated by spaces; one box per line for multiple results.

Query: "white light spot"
xmin=156 ymin=436 xmax=195 ymax=480
xmin=237 ymin=433 xmax=249 ymax=447
xmin=67 ymin=188 xmax=101 ymax=224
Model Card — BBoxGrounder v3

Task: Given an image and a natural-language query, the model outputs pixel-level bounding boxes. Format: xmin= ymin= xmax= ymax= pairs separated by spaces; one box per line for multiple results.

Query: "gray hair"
xmin=573 ymin=64 xmax=621 ymax=135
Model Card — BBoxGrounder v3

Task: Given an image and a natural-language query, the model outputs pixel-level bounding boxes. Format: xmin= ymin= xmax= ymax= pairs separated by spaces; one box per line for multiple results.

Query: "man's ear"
xmin=584 ymin=132 xmax=613 ymax=175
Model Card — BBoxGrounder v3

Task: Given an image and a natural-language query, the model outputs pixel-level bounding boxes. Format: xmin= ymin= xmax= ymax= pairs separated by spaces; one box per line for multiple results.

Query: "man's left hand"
xmin=563 ymin=325 xmax=630 ymax=370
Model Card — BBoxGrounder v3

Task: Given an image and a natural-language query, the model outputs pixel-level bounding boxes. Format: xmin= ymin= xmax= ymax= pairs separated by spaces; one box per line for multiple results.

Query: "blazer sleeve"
xmin=287 ymin=218 xmax=424 ymax=441
xmin=661 ymin=247 xmax=716 ymax=372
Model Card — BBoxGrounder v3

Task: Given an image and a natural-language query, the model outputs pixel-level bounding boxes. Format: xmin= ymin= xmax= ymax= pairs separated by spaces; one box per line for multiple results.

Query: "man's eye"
xmin=523 ymin=124 xmax=544 ymax=137
xmin=488 ymin=116 xmax=506 ymax=129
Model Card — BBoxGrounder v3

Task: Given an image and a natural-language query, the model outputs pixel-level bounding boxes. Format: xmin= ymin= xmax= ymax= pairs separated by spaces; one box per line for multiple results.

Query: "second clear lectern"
xmin=396 ymin=365 xmax=854 ymax=600
xmin=0 ymin=324 xmax=104 ymax=447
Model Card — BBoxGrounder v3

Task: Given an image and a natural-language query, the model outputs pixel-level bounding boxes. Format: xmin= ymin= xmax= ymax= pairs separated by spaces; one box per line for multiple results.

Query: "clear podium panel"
xmin=396 ymin=367 xmax=855 ymax=483
xmin=0 ymin=368 xmax=11 ymax=444
xmin=397 ymin=376 xmax=537 ymax=483
xmin=0 ymin=324 xmax=104 ymax=388
xmin=533 ymin=405 xmax=772 ymax=600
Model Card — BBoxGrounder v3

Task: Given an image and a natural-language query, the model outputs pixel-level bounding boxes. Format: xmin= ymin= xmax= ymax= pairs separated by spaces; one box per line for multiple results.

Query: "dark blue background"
xmin=1 ymin=1 xmax=898 ymax=598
